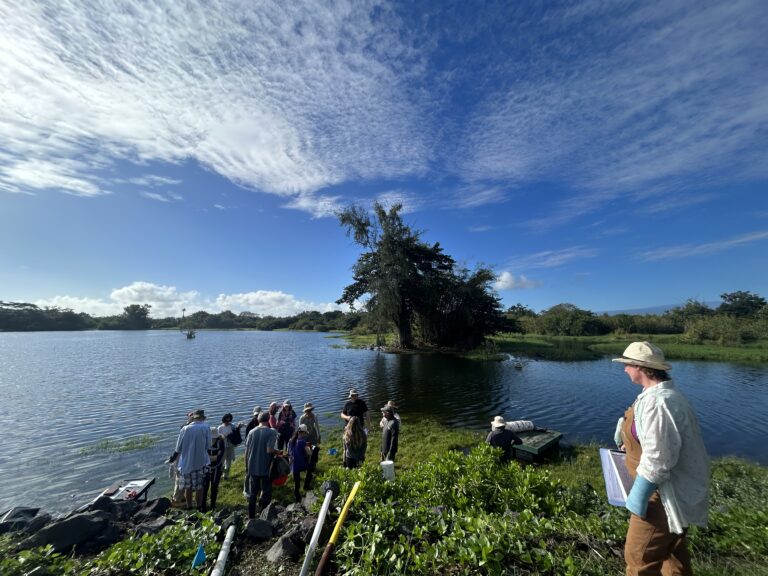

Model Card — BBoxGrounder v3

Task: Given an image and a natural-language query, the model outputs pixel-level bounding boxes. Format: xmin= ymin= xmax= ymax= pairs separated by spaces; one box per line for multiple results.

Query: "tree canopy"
xmin=337 ymin=202 xmax=505 ymax=350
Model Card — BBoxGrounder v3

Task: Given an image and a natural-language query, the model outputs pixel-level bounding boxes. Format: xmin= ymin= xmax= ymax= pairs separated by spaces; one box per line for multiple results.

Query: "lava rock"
xmin=245 ymin=518 xmax=274 ymax=542
xmin=266 ymin=533 xmax=301 ymax=563
xmin=20 ymin=510 xmax=112 ymax=553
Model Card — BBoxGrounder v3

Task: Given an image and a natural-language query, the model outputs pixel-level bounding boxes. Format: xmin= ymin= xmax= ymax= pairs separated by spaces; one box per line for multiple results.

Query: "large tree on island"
xmin=337 ymin=202 xmax=505 ymax=350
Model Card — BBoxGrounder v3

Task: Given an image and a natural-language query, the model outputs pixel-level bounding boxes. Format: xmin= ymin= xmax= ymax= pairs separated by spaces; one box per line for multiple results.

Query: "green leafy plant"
xmin=85 ymin=513 xmax=218 ymax=575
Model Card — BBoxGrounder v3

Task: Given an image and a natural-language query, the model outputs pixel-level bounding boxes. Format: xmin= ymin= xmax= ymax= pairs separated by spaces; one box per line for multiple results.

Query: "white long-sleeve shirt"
xmin=631 ymin=380 xmax=710 ymax=533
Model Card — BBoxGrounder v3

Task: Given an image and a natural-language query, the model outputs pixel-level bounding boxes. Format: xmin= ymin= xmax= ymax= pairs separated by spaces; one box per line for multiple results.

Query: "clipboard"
xmin=599 ymin=448 xmax=633 ymax=506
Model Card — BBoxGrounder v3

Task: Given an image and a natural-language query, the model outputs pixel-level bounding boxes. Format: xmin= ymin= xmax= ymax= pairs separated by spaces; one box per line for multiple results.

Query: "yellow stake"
xmin=314 ymin=480 xmax=362 ymax=575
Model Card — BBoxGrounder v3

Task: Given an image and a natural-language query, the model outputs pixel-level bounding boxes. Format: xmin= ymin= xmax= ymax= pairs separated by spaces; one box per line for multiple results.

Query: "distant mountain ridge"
xmin=599 ymin=301 xmax=720 ymax=316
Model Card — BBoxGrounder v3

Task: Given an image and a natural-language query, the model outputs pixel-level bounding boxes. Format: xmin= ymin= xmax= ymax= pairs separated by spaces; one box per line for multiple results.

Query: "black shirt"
xmin=485 ymin=428 xmax=523 ymax=462
xmin=342 ymin=398 xmax=368 ymax=420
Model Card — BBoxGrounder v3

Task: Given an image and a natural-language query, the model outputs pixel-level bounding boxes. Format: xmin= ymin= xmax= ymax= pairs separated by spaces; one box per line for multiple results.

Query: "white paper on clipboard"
xmin=599 ymin=448 xmax=633 ymax=506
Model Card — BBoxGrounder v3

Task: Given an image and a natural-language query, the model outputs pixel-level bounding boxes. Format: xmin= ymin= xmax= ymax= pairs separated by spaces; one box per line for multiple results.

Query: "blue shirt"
xmin=245 ymin=426 xmax=278 ymax=477
xmin=175 ymin=420 xmax=211 ymax=474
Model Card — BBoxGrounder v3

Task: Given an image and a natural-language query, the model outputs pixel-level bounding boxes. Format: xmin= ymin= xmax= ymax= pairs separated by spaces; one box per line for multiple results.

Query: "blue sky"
xmin=1 ymin=0 xmax=767 ymax=317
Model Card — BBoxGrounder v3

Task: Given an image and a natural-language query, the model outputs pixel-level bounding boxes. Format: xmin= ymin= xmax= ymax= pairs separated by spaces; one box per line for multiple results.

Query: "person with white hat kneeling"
xmin=612 ymin=341 xmax=709 ymax=576
xmin=486 ymin=416 xmax=523 ymax=463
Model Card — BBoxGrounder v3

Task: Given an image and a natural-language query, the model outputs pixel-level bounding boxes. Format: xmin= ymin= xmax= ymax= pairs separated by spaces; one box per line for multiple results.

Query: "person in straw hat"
xmin=341 ymin=388 xmax=371 ymax=432
xmin=380 ymin=404 xmax=400 ymax=462
xmin=612 ymin=341 xmax=709 ymax=575
xmin=485 ymin=416 xmax=523 ymax=463
xmin=299 ymin=402 xmax=321 ymax=490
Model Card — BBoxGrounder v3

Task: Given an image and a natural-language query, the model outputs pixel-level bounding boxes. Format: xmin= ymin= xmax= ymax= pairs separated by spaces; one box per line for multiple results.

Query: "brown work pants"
xmin=621 ymin=405 xmax=692 ymax=576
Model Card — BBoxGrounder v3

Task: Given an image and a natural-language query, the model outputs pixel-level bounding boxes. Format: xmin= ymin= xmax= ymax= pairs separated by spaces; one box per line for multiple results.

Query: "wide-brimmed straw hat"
xmin=491 ymin=416 xmax=506 ymax=429
xmin=348 ymin=388 xmax=359 ymax=398
xmin=303 ymin=402 xmax=314 ymax=412
xmin=612 ymin=341 xmax=671 ymax=371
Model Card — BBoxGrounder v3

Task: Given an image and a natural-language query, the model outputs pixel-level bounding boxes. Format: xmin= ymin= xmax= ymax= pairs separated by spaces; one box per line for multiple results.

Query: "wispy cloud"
xmin=141 ymin=191 xmax=182 ymax=203
xmin=458 ymin=0 xmax=768 ymax=225
xmin=0 ymin=1 xmax=431 ymax=211
xmin=125 ymin=175 xmax=183 ymax=188
xmin=639 ymin=230 xmax=768 ymax=261
xmin=376 ymin=189 xmax=424 ymax=214
xmin=506 ymin=246 xmax=599 ymax=270
xmin=1 ymin=0 xmax=764 ymax=221
xmin=451 ymin=185 xmax=509 ymax=209
xmin=494 ymin=271 xmax=542 ymax=291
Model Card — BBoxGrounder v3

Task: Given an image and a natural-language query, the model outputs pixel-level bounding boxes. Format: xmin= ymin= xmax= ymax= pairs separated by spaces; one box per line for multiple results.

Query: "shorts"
xmin=178 ymin=468 xmax=204 ymax=490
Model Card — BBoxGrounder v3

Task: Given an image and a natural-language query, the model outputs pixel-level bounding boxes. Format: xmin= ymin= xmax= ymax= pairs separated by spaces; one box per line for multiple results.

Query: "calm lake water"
xmin=1 ymin=330 xmax=767 ymax=513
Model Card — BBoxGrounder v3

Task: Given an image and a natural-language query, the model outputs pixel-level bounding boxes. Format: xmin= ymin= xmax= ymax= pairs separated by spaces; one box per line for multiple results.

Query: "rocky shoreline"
xmin=2 ymin=490 xmax=329 ymax=571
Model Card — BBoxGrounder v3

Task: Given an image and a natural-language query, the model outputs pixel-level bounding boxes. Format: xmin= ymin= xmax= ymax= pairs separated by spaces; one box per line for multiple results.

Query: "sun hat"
xmin=298 ymin=423 xmax=309 ymax=433
xmin=303 ymin=402 xmax=314 ymax=412
xmin=491 ymin=416 xmax=506 ymax=429
xmin=612 ymin=341 xmax=671 ymax=371
xmin=386 ymin=400 xmax=397 ymax=409
xmin=210 ymin=426 xmax=220 ymax=438
xmin=348 ymin=388 xmax=359 ymax=398
xmin=252 ymin=405 xmax=262 ymax=416
xmin=191 ymin=409 xmax=206 ymax=421
xmin=283 ymin=400 xmax=292 ymax=407
xmin=381 ymin=405 xmax=394 ymax=414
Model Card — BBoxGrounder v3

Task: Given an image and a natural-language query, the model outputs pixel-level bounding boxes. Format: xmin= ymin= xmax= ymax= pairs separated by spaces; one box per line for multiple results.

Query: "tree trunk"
xmin=396 ymin=308 xmax=413 ymax=348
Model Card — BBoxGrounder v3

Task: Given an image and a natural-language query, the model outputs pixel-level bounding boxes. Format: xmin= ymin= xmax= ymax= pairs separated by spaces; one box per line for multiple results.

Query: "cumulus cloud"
xmin=215 ymin=291 xmax=346 ymax=317
xmin=33 ymin=281 xmax=343 ymax=318
xmin=494 ymin=271 xmax=542 ymax=291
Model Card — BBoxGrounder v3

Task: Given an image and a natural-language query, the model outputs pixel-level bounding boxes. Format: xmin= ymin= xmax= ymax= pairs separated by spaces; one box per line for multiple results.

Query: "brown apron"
xmin=620 ymin=403 xmax=692 ymax=576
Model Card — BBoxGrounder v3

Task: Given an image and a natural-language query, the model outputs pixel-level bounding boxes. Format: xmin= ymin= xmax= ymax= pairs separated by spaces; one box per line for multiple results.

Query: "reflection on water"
xmin=1 ymin=330 xmax=766 ymax=513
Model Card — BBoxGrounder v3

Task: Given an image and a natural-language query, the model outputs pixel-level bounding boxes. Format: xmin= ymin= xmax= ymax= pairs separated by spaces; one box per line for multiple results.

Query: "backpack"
xmin=228 ymin=426 xmax=243 ymax=446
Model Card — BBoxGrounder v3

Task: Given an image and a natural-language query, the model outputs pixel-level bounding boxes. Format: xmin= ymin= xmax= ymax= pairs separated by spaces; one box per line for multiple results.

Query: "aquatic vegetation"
xmin=78 ymin=434 xmax=160 ymax=455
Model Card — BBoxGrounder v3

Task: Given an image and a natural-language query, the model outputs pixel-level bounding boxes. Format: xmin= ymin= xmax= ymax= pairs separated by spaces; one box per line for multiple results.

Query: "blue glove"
xmin=625 ymin=474 xmax=656 ymax=518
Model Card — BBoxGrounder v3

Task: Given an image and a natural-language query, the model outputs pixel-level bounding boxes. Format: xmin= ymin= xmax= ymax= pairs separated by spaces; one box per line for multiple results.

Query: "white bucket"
xmin=380 ymin=460 xmax=395 ymax=481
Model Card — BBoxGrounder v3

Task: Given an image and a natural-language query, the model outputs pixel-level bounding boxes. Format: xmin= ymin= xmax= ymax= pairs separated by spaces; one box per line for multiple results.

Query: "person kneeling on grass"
xmin=486 ymin=416 xmax=522 ymax=463
xmin=244 ymin=410 xmax=278 ymax=518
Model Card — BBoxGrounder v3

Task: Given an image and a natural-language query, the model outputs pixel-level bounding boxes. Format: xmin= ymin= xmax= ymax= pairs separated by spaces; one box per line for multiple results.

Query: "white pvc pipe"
xmin=209 ymin=524 xmax=236 ymax=576
xmin=298 ymin=489 xmax=335 ymax=576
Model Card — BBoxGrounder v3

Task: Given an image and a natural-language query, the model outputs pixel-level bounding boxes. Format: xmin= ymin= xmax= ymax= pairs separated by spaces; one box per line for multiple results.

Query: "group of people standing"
xmin=170 ymin=389 xmax=401 ymax=518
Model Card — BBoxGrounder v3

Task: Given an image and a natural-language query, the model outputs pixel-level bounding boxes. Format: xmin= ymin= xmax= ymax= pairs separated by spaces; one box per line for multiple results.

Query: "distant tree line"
xmin=504 ymin=290 xmax=768 ymax=345
xmin=3 ymin=290 xmax=767 ymax=346
xmin=0 ymin=301 xmax=364 ymax=333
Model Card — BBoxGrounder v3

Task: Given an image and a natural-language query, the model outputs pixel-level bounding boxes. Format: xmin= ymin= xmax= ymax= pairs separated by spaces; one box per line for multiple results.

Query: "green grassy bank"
xmin=4 ymin=418 xmax=767 ymax=575
xmin=335 ymin=331 xmax=768 ymax=362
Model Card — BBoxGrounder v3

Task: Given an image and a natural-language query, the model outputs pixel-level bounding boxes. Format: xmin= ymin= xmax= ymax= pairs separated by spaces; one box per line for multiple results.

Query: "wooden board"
xmin=512 ymin=429 xmax=563 ymax=462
